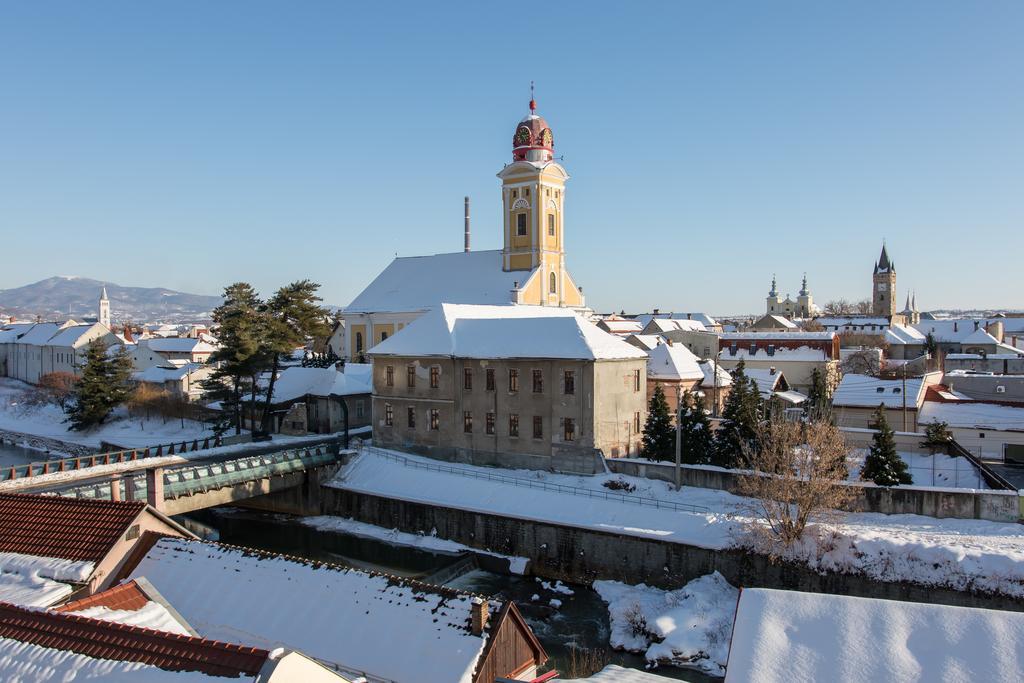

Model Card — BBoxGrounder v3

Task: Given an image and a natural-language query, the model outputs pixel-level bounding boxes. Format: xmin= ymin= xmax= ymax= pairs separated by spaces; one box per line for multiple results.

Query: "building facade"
xmin=369 ymin=305 xmax=647 ymax=473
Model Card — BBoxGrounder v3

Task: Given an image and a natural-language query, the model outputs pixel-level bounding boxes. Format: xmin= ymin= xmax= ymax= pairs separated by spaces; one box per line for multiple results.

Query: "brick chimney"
xmin=471 ymin=597 xmax=489 ymax=636
xmin=769 ymin=366 xmax=777 ymax=375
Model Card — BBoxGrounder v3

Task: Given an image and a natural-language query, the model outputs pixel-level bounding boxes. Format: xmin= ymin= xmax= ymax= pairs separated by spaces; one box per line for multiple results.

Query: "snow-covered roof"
xmin=368 ymin=304 xmax=647 ymax=361
xmin=961 ymin=328 xmax=1001 ymax=345
xmin=913 ymin=319 xmax=1002 ymax=344
xmin=625 ymin=334 xmax=663 ymax=351
xmin=724 ymin=587 xmax=1024 ymax=682
xmin=566 ymin=664 xmax=681 ymax=682
xmin=719 ymin=345 xmax=828 ymax=361
xmin=10 ymin=322 xmax=67 ymax=346
xmin=270 ymin=366 xmax=372 ymax=404
xmin=755 ymin=314 xmax=797 ymax=329
xmin=885 ymin=323 xmax=927 ymax=345
xmin=743 ymin=368 xmax=785 ymax=396
xmin=143 ymin=337 xmax=217 ymax=354
xmin=344 ymin=250 xmax=528 ymax=314
xmin=133 ymin=363 xmax=209 ymax=383
xmin=643 ymin=318 xmax=707 ymax=334
xmin=646 ymin=342 xmax=704 ymax=381
xmin=0 ymin=551 xmax=94 ymax=607
xmin=815 ymin=316 xmax=891 ymax=328
xmin=45 ymin=323 xmax=107 ymax=348
xmin=831 ymin=373 xmax=936 ymax=409
xmin=920 ymin=401 xmax=1024 ymax=432
xmin=127 ymin=537 xmax=499 ymax=683
xmin=632 ymin=312 xmax=718 ymax=328
xmin=722 ymin=331 xmax=835 ymax=341
xmin=599 ymin=318 xmax=643 ymax=334
xmin=0 ymin=324 xmax=35 ymax=344
xmin=700 ymin=361 xmax=732 ymax=388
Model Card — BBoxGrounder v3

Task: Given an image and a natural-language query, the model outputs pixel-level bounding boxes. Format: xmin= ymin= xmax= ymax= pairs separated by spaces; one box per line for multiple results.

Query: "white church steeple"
xmin=98 ymin=286 xmax=111 ymax=329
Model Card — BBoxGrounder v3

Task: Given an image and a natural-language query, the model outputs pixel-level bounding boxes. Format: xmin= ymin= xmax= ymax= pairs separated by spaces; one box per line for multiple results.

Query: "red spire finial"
xmin=529 ymin=81 xmax=536 ymax=113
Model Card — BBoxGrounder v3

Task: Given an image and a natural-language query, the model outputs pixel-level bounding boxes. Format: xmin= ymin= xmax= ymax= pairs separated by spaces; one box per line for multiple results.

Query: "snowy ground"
xmin=332 ymin=448 xmax=1024 ymax=598
xmin=301 ymin=516 xmax=529 ymax=574
xmin=594 ymin=572 xmax=738 ymax=677
xmin=0 ymin=378 xmax=218 ymax=451
xmin=847 ymin=447 xmax=988 ymax=489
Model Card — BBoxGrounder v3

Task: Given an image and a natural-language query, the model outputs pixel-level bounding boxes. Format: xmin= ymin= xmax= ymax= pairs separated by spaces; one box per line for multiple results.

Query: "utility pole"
xmin=675 ymin=385 xmax=682 ymax=491
xmin=901 ymin=364 xmax=908 ymax=433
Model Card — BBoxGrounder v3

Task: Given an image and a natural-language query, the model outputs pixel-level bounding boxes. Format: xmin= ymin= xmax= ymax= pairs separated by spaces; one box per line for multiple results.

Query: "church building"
xmin=340 ymin=95 xmax=586 ymax=361
xmin=765 ymin=274 xmax=815 ymax=319
xmin=872 ymin=243 xmax=897 ymax=317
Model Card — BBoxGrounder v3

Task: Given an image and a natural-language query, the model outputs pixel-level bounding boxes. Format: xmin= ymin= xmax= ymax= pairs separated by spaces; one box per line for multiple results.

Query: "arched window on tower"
xmin=549 ymin=272 xmax=557 ymax=294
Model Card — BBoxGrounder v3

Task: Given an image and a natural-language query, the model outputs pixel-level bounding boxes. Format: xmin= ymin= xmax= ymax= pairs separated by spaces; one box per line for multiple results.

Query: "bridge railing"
xmin=359 ymin=445 xmax=710 ymax=514
xmin=0 ymin=436 xmax=225 ymax=482
xmin=58 ymin=446 xmax=338 ymax=502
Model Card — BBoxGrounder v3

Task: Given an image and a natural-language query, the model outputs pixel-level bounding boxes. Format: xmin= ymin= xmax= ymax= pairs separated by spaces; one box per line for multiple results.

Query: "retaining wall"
xmin=605 ymin=459 xmax=1020 ymax=522
xmin=322 ymin=487 xmax=1023 ymax=612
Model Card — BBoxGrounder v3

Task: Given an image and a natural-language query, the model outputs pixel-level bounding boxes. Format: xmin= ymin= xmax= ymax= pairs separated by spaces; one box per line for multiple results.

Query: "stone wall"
xmin=605 ymin=459 xmax=1020 ymax=522
xmin=322 ymin=487 xmax=1023 ymax=612
xmin=0 ymin=430 xmax=92 ymax=457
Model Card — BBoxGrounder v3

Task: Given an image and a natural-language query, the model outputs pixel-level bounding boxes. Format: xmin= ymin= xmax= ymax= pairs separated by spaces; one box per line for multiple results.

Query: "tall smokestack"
xmin=464 ymin=196 xmax=470 ymax=253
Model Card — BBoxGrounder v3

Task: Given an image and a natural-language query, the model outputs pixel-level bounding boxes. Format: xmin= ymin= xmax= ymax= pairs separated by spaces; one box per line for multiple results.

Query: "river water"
xmin=0 ymin=439 xmax=49 ymax=468
xmin=183 ymin=509 xmax=720 ymax=682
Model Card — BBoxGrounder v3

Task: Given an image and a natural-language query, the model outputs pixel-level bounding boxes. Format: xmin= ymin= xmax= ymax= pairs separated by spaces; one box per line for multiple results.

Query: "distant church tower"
xmin=497 ymin=88 xmax=583 ymax=307
xmin=796 ymin=273 xmax=813 ymax=318
xmin=98 ymin=286 xmax=111 ymax=328
xmin=872 ymin=244 xmax=897 ymax=318
xmin=766 ymin=275 xmax=781 ymax=314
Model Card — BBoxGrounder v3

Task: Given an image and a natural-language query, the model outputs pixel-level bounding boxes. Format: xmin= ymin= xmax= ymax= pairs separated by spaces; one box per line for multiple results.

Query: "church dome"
xmin=512 ymin=97 xmax=554 ymax=163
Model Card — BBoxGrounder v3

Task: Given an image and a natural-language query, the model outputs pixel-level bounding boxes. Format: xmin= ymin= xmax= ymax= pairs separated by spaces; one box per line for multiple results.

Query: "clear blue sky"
xmin=2 ymin=2 xmax=1021 ymax=314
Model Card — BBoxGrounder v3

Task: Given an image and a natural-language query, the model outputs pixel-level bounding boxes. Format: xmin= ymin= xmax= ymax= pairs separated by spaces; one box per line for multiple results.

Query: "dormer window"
xmin=876 ymin=387 xmax=885 ymax=393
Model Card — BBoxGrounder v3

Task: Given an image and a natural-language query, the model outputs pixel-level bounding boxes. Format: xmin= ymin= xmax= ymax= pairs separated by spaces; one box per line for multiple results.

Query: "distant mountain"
xmin=0 ymin=276 xmax=222 ymax=324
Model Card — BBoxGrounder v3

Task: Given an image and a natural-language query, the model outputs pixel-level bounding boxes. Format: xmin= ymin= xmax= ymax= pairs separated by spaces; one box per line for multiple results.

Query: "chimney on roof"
xmin=974 ymin=321 xmax=980 ymax=331
xmin=471 ymin=597 xmax=489 ymax=636
xmin=464 ymin=196 xmax=471 ymax=253
xmin=769 ymin=366 xmax=777 ymax=375
xmin=953 ymin=322 xmax=958 ymax=333
xmin=653 ymin=308 xmax=660 ymax=315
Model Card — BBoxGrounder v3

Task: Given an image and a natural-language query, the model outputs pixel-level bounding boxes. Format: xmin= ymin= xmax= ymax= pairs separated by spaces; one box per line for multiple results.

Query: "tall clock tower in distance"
xmin=497 ymin=89 xmax=583 ymax=308
xmin=872 ymin=243 xmax=897 ymax=317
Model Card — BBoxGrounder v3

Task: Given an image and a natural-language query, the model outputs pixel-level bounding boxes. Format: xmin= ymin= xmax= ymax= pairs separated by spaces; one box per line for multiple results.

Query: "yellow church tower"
xmin=497 ymin=89 xmax=584 ymax=308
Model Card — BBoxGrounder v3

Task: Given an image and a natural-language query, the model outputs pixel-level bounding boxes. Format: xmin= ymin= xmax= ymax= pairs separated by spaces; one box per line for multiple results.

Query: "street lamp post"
xmin=675 ymin=385 xmax=682 ymax=491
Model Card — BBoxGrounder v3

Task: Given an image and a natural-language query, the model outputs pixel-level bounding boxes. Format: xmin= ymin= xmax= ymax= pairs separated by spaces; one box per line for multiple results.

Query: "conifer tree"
xmin=714 ymin=360 xmax=763 ymax=467
xmin=805 ymin=367 xmax=830 ymax=421
xmin=641 ymin=384 xmax=675 ymax=461
xmin=259 ymin=280 xmax=331 ymax=433
xmin=203 ymin=283 xmax=269 ymax=435
xmin=65 ymin=340 xmax=133 ymax=430
xmin=679 ymin=390 xmax=715 ymax=465
xmin=861 ymin=404 xmax=912 ymax=486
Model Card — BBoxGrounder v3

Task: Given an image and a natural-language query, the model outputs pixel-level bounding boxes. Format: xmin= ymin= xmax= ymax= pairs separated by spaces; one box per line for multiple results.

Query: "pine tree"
xmin=65 ymin=340 xmax=134 ymax=430
xmin=203 ymin=283 xmax=269 ymax=435
xmin=805 ymin=367 xmax=830 ymax=421
xmin=641 ymin=384 xmax=675 ymax=462
xmin=259 ymin=281 xmax=331 ymax=433
xmin=861 ymin=404 xmax=912 ymax=486
xmin=679 ymin=390 xmax=715 ymax=465
xmin=714 ymin=360 xmax=762 ymax=467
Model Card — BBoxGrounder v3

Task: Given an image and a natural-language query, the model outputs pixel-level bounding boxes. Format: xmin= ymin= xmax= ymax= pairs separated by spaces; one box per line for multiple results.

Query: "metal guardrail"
xmin=1 ymin=437 xmax=224 ymax=482
xmin=60 ymin=446 xmax=338 ymax=502
xmin=360 ymin=445 xmax=709 ymax=514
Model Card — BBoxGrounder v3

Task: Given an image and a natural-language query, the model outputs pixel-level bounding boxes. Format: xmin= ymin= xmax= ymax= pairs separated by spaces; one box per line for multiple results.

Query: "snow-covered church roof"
xmin=368 ymin=303 xmax=647 ymax=361
xmin=344 ymin=250 xmax=527 ymax=314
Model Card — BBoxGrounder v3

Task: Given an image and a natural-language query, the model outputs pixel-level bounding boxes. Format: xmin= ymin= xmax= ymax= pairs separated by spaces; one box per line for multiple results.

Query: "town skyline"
xmin=3 ymin=3 xmax=1021 ymax=313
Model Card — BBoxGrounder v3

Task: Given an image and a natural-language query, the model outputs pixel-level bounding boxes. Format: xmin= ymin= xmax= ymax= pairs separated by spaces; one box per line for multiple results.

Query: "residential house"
xmin=0 ymin=494 xmax=193 ymax=607
xmin=639 ymin=317 xmax=707 ymax=337
xmin=944 ymin=354 xmax=1024 ymax=375
xmin=743 ymin=367 xmax=806 ymax=412
xmin=596 ymin=315 xmax=643 ymax=337
xmin=747 ymin=314 xmax=798 ymax=333
xmin=716 ymin=331 xmax=840 ymax=395
xmin=258 ymin=364 xmax=373 ymax=435
xmin=139 ymin=336 xmax=217 ymax=364
xmin=645 ymin=341 xmax=705 ymax=418
xmin=116 ymin=535 xmax=549 ymax=683
xmin=0 ymin=599 xmax=347 ymax=682
xmin=632 ymin=311 xmax=722 ymax=332
xmin=133 ymin=362 xmax=216 ymax=400
xmin=370 ymin=304 xmax=648 ymax=472
xmin=830 ymin=372 xmax=943 ymax=431
xmin=943 ymin=371 xmax=1024 ymax=402
xmin=624 ymin=333 xmax=664 ymax=352
xmin=725 ymin=588 xmax=1024 ymax=682
xmin=919 ymin=395 xmax=1024 ymax=462
xmin=0 ymin=321 xmax=119 ymax=384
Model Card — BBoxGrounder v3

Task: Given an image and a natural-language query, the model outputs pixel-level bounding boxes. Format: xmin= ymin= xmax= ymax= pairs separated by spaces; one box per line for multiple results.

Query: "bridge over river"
xmin=2 ymin=438 xmax=348 ymax=516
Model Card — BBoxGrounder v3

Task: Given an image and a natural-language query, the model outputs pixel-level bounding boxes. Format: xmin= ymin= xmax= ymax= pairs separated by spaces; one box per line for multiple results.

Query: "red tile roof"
xmin=54 ymin=580 xmax=150 ymax=614
xmin=0 ymin=494 xmax=145 ymax=563
xmin=0 ymin=601 xmax=269 ymax=676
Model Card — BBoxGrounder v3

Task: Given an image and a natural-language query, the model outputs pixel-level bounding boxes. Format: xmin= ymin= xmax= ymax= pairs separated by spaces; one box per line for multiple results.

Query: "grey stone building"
xmin=368 ymin=304 xmax=648 ymax=473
